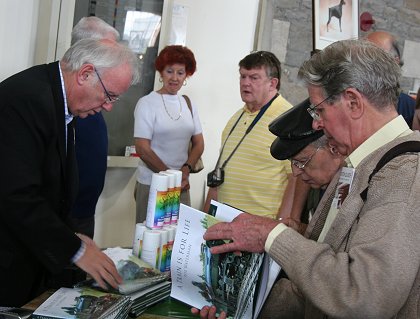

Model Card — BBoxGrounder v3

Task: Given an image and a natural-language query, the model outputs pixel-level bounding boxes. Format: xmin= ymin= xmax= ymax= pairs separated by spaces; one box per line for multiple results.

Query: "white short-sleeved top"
xmin=134 ymin=91 xmax=202 ymax=184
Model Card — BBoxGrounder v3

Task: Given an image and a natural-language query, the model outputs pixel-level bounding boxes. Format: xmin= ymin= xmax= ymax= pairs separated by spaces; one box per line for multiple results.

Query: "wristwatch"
xmin=182 ymin=163 xmax=192 ymax=173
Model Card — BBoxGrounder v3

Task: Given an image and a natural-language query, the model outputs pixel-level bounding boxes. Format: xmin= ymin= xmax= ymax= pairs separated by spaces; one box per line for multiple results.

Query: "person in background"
xmin=366 ymin=30 xmax=416 ymax=128
xmin=69 ymin=16 xmax=121 ymax=239
xmin=194 ymin=39 xmax=420 ymax=318
xmin=272 ymin=99 xmax=344 ymax=234
xmin=411 ymin=87 xmax=420 ymax=130
xmin=203 ymin=51 xmax=305 ymax=219
xmin=134 ymin=45 xmax=204 ymax=223
xmin=0 ymin=38 xmax=140 ymax=306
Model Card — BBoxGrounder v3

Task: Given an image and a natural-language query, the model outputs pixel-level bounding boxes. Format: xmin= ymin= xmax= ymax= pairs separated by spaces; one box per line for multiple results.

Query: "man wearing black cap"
xmin=272 ymin=99 xmax=343 ymax=230
xmin=194 ymin=40 xmax=420 ymax=318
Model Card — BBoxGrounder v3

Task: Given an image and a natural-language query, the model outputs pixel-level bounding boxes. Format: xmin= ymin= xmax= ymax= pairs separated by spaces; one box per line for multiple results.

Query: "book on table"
xmin=31 ymin=287 xmax=131 ymax=319
xmin=170 ymin=201 xmax=281 ymax=319
xmin=128 ymin=281 xmax=172 ymax=317
xmin=101 ymin=247 xmax=169 ymax=295
xmin=103 ymin=250 xmax=171 ymax=317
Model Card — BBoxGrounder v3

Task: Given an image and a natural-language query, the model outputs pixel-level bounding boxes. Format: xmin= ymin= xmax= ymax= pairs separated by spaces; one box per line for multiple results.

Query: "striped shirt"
xmin=218 ymin=94 xmax=292 ymax=218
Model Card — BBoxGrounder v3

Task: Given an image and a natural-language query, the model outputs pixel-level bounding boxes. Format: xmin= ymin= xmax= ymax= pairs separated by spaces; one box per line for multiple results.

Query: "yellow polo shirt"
xmin=217 ymin=94 xmax=292 ymax=219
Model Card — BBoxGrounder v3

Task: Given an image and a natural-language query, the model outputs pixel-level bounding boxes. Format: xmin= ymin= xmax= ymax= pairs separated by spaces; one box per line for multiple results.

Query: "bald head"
xmin=366 ymin=31 xmax=403 ymax=66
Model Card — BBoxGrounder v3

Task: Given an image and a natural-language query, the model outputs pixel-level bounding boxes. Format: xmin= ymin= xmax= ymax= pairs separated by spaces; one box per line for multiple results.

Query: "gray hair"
xmin=71 ymin=16 xmax=120 ymax=45
xmin=310 ymin=135 xmax=329 ymax=149
xmin=298 ymin=40 xmax=400 ymax=109
xmin=61 ymin=38 xmax=140 ymax=85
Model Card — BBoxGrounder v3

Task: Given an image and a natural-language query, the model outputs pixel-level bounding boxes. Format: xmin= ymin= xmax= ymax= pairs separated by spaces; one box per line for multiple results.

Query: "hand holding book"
xmin=203 ymin=213 xmax=281 ymax=254
xmin=191 ymin=305 xmax=227 ymax=319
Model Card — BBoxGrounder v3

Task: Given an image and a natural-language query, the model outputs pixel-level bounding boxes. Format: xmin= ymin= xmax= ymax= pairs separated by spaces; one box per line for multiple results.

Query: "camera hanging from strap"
xmin=207 ymin=94 xmax=278 ymax=188
xmin=215 ymin=93 xmax=279 ymax=171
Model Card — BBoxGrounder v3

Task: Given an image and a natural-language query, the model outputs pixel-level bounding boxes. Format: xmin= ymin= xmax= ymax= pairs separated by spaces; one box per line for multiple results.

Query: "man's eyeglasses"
xmin=290 ymin=147 xmax=321 ymax=170
xmin=94 ymin=67 xmax=120 ymax=104
xmin=307 ymin=94 xmax=334 ymax=121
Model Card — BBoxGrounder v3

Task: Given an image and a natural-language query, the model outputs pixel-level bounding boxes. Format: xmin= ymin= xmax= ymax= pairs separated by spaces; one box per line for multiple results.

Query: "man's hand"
xmin=203 ymin=213 xmax=280 ymax=254
xmin=74 ymin=233 xmax=122 ymax=290
xmin=282 ymin=217 xmax=308 ymax=235
xmin=191 ymin=306 xmax=227 ymax=319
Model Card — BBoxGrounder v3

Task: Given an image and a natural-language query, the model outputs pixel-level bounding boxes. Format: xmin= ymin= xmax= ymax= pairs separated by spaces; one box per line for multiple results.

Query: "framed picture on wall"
xmin=312 ymin=0 xmax=359 ymax=52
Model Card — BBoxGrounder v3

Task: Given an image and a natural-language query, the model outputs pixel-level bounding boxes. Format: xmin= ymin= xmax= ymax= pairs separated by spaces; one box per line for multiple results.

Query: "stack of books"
xmin=32 ymin=287 xmax=132 ymax=319
xmin=127 ymin=281 xmax=171 ymax=317
xmin=32 ymin=247 xmax=171 ymax=318
xmin=101 ymin=247 xmax=172 ymax=317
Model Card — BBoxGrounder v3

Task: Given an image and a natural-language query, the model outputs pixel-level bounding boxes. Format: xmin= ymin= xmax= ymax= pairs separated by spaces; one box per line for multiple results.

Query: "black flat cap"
xmin=269 ymin=98 xmax=324 ymax=160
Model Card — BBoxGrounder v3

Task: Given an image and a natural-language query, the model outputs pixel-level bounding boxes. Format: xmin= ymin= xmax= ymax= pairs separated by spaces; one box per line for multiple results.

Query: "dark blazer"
xmin=0 ymin=62 xmax=81 ymax=306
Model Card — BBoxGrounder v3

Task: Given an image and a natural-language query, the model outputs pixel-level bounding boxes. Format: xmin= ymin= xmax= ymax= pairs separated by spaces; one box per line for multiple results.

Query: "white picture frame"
xmin=313 ymin=0 xmax=359 ymax=51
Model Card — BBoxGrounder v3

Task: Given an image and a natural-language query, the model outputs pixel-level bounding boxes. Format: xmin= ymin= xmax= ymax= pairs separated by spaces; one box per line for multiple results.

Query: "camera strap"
xmin=214 ymin=93 xmax=279 ymax=170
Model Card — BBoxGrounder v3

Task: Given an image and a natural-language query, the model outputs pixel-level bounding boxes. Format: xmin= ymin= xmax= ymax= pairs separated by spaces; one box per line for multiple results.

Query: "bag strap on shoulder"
xmin=360 ymin=141 xmax=420 ymax=202
xmin=182 ymin=95 xmax=193 ymax=116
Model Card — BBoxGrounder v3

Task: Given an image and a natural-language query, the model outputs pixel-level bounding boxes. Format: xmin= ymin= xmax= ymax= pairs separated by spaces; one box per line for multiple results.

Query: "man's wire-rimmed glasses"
xmin=290 ymin=146 xmax=321 ymax=170
xmin=94 ymin=67 xmax=120 ymax=104
xmin=307 ymin=94 xmax=334 ymax=121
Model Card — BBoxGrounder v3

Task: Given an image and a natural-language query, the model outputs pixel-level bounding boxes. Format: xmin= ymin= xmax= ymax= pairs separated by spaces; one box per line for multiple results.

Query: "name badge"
xmin=332 ymin=166 xmax=355 ymax=209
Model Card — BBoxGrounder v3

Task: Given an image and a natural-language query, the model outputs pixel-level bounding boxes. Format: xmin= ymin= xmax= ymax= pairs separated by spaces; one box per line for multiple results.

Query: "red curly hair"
xmin=155 ymin=45 xmax=197 ymax=76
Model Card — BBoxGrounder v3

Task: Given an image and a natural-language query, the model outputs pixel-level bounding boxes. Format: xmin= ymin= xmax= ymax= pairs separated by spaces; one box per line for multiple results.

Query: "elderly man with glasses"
xmin=69 ymin=17 xmax=122 ymax=243
xmin=193 ymin=39 xmax=420 ymax=319
xmin=0 ymin=38 xmax=139 ymax=306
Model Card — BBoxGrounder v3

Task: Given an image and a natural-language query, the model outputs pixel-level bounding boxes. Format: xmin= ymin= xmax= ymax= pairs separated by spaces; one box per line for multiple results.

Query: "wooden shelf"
xmin=107 ymin=156 xmax=139 ymax=168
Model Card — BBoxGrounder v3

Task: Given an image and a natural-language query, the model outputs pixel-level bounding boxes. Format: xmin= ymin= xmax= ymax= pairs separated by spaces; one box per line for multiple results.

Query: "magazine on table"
xmin=170 ymin=201 xmax=281 ymax=319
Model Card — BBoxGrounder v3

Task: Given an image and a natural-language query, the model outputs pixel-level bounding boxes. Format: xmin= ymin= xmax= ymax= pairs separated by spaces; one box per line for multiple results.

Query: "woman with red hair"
xmin=133 ymin=45 xmax=204 ymax=223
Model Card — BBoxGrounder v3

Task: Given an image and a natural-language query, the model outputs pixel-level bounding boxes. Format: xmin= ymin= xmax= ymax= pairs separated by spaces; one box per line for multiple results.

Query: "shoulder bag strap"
xmin=360 ymin=141 xmax=420 ymax=201
xmin=183 ymin=95 xmax=193 ymax=116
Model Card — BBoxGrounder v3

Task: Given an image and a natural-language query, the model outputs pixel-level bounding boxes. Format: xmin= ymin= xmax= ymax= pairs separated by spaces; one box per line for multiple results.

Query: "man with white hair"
xmin=0 ymin=39 xmax=139 ymax=306
xmin=69 ymin=17 xmax=121 ymax=239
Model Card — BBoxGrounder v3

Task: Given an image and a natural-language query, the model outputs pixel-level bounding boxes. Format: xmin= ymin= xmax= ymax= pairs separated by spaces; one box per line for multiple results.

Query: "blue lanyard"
xmin=216 ymin=94 xmax=278 ymax=169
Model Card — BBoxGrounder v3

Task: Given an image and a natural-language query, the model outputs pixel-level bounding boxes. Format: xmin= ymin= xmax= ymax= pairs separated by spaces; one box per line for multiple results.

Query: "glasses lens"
xmin=291 ymin=159 xmax=304 ymax=169
xmin=307 ymin=107 xmax=320 ymax=120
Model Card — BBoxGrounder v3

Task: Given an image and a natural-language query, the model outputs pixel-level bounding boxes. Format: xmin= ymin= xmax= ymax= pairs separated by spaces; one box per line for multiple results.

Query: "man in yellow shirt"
xmin=203 ymin=51 xmax=304 ymax=219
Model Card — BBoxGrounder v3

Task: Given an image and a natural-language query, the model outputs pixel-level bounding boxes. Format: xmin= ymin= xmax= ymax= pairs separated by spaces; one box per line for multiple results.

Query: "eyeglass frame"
xmin=289 ymin=146 xmax=322 ymax=170
xmin=94 ymin=67 xmax=120 ymax=104
xmin=307 ymin=93 xmax=336 ymax=121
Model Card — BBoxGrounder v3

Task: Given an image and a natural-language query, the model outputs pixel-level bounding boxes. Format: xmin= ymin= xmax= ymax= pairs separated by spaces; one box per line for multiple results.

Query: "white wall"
xmin=0 ymin=0 xmax=260 ymax=249
xmin=94 ymin=0 xmax=260 ymax=248
xmin=0 ymin=0 xmax=40 ymax=81
xmin=165 ymin=0 xmax=260 ymax=208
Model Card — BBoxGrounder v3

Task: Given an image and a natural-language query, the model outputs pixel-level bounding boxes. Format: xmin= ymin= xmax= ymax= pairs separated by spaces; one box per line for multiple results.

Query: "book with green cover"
xmin=32 ymin=287 xmax=131 ymax=319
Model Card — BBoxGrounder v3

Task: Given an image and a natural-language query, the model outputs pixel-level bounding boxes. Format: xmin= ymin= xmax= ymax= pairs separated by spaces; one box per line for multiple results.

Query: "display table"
xmin=24 ymin=291 xmax=195 ymax=319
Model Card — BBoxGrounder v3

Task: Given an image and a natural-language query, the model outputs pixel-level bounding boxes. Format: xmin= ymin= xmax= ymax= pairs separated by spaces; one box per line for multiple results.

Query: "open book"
xmin=170 ymin=201 xmax=281 ymax=319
